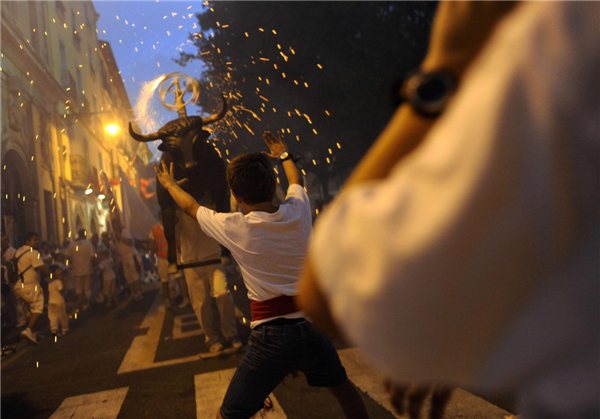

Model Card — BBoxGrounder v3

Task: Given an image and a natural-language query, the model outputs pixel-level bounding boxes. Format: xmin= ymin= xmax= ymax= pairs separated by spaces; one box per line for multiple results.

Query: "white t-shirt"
xmin=177 ymin=208 xmax=221 ymax=264
xmin=98 ymin=258 xmax=115 ymax=282
xmin=65 ymin=239 xmax=95 ymax=276
xmin=14 ymin=246 xmax=45 ymax=286
xmin=114 ymin=229 xmax=135 ymax=267
xmin=311 ymin=2 xmax=599 ymax=417
xmin=48 ymin=279 xmax=65 ymax=305
xmin=2 ymin=246 xmax=16 ymax=262
xmin=196 ymin=184 xmax=312 ymax=327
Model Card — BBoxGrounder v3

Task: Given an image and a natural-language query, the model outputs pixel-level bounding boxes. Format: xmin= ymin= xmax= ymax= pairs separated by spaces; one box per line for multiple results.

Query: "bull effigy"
xmin=129 ymin=73 xmax=229 ymax=273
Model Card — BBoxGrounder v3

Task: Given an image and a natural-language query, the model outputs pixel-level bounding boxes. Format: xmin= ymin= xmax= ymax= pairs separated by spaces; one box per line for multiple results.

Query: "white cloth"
xmin=310 ymin=2 xmax=599 ymax=417
xmin=177 ymin=207 xmax=221 ymax=264
xmin=14 ymin=246 xmax=44 ymax=286
xmin=185 ymin=264 xmax=238 ymax=344
xmin=196 ymin=184 xmax=311 ymax=327
xmin=114 ymin=229 xmax=138 ymax=282
xmin=65 ymin=240 xmax=95 ymax=276
xmin=48 ymin=279 xmax=65 ymax=305
xmin=48 ymin=301 xmax=69 ymax=333
xmin=98 ymin=258 xmax=115 ymax=283
xmin=2 ymin=246 xmax=16 ymax=261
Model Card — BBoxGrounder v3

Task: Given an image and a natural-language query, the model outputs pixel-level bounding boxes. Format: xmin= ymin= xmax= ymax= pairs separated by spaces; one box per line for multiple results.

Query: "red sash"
xmin=250 ymin=295 xmax=299 ymax=322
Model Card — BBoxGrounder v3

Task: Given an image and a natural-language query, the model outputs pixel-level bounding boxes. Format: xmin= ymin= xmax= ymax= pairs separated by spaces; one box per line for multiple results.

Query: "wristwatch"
xmin=277 ymin=151 xmax=292 ymax=163
xmin=399 ymin=69 xmax=457 ymax=117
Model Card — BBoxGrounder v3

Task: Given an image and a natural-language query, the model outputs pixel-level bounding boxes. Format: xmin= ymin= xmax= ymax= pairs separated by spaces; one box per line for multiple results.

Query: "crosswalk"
xmin=42 ymin=292 xmax=513 ymax=419
xmin=44 ymin=347 xmax=514 ymax=419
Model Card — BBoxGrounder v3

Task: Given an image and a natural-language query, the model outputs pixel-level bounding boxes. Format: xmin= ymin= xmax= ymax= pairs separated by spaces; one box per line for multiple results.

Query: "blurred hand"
xmin=422 ymin=1 xmax=518 ymax=77
xmin=262 ymin=131 xmax=288 ymax=159
xmin=384 ymin=380 xmax=453 ymax=419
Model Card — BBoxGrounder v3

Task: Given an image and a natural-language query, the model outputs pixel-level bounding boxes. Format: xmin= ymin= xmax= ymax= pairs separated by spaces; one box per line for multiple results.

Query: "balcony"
xmin=69 ymin=154 xmax=88 ymax=189
xmin=61 ymin=70 xmax=79 ymax=106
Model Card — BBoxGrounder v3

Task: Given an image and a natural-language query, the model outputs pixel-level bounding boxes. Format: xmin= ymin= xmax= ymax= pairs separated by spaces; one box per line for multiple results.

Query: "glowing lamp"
xmin=98 ymin=194 xmax=106 ymax=200
xmin=85 ymin=188 xmax=93 ymax=195
xmin=105 ymin=125 xmax=120 ymax=135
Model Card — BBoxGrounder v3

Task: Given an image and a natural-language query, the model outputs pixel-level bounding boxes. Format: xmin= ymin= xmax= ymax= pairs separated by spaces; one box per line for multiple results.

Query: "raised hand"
xmin=262 ymin=131 xmax=288 ymax=160
xmin=154 ymin=161 xmax=188 ymax=188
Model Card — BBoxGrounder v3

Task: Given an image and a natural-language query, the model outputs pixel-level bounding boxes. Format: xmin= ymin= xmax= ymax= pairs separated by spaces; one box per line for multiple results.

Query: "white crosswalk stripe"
xmin=48 ymin=387 xmax=129 ymax=419
xmin=194 ymin=368 xmax=287 ymax=419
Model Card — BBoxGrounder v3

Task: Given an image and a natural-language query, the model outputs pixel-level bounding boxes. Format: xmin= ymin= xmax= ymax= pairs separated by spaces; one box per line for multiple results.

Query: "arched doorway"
xmin=1 ymin=149 xmax=36 ymax=246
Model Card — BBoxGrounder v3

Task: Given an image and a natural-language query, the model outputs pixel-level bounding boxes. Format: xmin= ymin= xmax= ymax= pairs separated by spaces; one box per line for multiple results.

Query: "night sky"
xmin=94 ymin=0 xmax=209 ymax=157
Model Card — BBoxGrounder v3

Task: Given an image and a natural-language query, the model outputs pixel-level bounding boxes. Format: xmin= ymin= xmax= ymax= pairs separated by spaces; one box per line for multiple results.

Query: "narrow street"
xmin=2 ymin=276 xmax=514 ymax=419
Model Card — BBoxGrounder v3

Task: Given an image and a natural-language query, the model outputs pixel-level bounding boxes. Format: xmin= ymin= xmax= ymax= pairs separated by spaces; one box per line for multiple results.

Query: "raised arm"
xmin=262 ymin=131 xmax=303 ymax=187
xmin=154 ymin=161 xmax=200 ymax=219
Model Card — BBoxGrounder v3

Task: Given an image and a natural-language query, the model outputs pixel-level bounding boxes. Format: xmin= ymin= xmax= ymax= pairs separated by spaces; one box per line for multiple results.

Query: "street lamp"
xmin=105 ymin=124 xmax=120 ymax=135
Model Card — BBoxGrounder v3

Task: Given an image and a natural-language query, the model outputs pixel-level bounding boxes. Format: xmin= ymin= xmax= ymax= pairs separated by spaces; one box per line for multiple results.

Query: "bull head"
xmin=129 ymin=94 xmax=227 ymax=170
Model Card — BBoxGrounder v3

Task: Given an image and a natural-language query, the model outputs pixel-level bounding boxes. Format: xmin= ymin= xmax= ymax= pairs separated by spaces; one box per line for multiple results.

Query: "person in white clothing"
xmin=65 ymin=229 xmax=95 ymax=310
xmin=1 ymin=232 xmax=24 ymax=328
xmin=97 ymin=247 xmax=117 ymax=307
xmin=48 ymin=265 xmax=69 ymax=336
xmin=299 ymin=2 xmax=599 ymax=418
xmin=112 ymin=219 xmax=143 ymax=301
xmin=155 ymin=132 xmax=368 ymax=419
xmin=176 ymin=205 xmax=239 ymax=353
xmin=13 ymin=232 xmax=51 ymax=344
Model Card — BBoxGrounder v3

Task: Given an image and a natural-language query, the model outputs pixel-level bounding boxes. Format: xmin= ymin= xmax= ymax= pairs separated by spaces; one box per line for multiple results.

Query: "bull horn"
xmin=129 ymin=122 xmax=161 ymax=142
xmin=201 ymin=93 xmax=228 ymax=125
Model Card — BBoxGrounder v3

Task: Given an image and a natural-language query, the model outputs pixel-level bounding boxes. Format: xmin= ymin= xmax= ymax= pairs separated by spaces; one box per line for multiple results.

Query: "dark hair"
xmin=226 ymin=153 xmax=276 ymax=205
xmin=24 ymin=231 xmax=39 ymax=243
xmin=78 ymin=229 xmax=86 ymax=238
xmin=49 ymin=264 xmax=63 ymax=275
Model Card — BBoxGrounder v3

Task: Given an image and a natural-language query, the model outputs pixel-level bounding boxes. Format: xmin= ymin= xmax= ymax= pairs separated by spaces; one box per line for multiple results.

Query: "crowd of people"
xmin=0 ymin=222 xmax=178 ymax=346
xmin=0 ymin=2 xmax=597 ymax=419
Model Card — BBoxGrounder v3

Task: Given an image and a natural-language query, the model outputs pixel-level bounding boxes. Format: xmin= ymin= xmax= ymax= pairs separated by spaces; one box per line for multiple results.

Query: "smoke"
xmin=133 ymin=75 xmax=165 ymax=134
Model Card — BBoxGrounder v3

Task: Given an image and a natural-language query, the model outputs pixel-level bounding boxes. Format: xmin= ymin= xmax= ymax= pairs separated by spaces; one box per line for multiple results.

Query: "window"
xmin=76 ymin=67 xmax=83 ymax=97
xmin=89 ymin=47 xmax=95 ymax=77
xmin=72 ymin=11 xmax=81 ymax=52
xmin=55 ymin=1 xmax=66 ymax=19
xmin=29 ymin=2 xmax=39 ymax=52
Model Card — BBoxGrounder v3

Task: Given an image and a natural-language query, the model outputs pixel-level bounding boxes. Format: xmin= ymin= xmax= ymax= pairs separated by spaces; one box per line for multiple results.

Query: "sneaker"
xmin=230 ymin=338 xmax=243 ymax=351
xmin=61 ymin=330 xmax=69 ymax=336
xmin=20 ymin=328 xmax=37 ymax=345
xmin=209 ymin=342 xmax=223 ymax=353
xmin=178 ymin=298 xmax=190 ymax=309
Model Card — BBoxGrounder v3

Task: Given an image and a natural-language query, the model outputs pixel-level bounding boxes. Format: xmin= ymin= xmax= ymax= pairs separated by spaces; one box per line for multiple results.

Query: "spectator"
xmin=13 ymin=232 xmax=51 ymax=344
xmin=1 ymin=232 xmax=23 ymax=328
xmin=299 ymin=2 xmax=599 ymax=418
xmin=48 ymin=265 xmax=69 ymax=336
xmin=97 ymin=247 xmax=117 ymax=308
xmin=176 ymin=204 xmax=239 ymax=353
xmin=150 ymin=212 xmax=176 ymax=307
xmin=65 ymin=229 xmax=95 ymax=310
xmin=111 ymin=219 xmax=143 ymax=301
xmin=90 ymin=233 xmax=100 ymax=251
xmin=155 ymin=132 xmax=368 ymax=419
xmin=40 ymin=241 xmax=53 ymax=265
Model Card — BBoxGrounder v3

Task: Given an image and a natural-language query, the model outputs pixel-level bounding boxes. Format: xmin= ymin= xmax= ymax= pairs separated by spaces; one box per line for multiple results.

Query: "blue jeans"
xmin=220 ymin=319 xmax=348 ymax=419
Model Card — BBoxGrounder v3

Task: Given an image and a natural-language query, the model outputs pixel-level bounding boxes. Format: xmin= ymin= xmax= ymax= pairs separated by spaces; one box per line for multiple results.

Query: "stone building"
xmin=1 ymin=1 xmax=143 ymax=246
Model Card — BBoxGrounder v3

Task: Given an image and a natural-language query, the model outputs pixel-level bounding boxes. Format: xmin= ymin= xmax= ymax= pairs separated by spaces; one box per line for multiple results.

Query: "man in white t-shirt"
xmin=176 ymin=204 xmax=239 ymax=353
xmin=65 ymin=229 xmax=95 ymax=310
xmin=13 ymin=232 xmax=51 ymax=344
xmin=299 ymin=3 xmax=599 ymax=418
xmin=1 ymin=232 xmax=24 ymax=328
xmin=112 ymin=220 xmax=143 ymax=301
xmin=155 ymin=132 xmax=368 ymax=419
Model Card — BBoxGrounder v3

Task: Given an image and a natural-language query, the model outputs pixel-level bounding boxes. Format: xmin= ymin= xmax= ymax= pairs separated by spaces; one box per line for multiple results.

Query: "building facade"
xmin=1 ymin=1 xmax=143 ymax=246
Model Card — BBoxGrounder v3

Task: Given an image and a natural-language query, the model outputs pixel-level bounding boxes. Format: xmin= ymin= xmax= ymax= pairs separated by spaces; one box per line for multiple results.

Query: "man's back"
xmin=66 ymin=239 xmax=94 ymax=276
xmin=197 ymin=184 xmax=312 ymax=301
